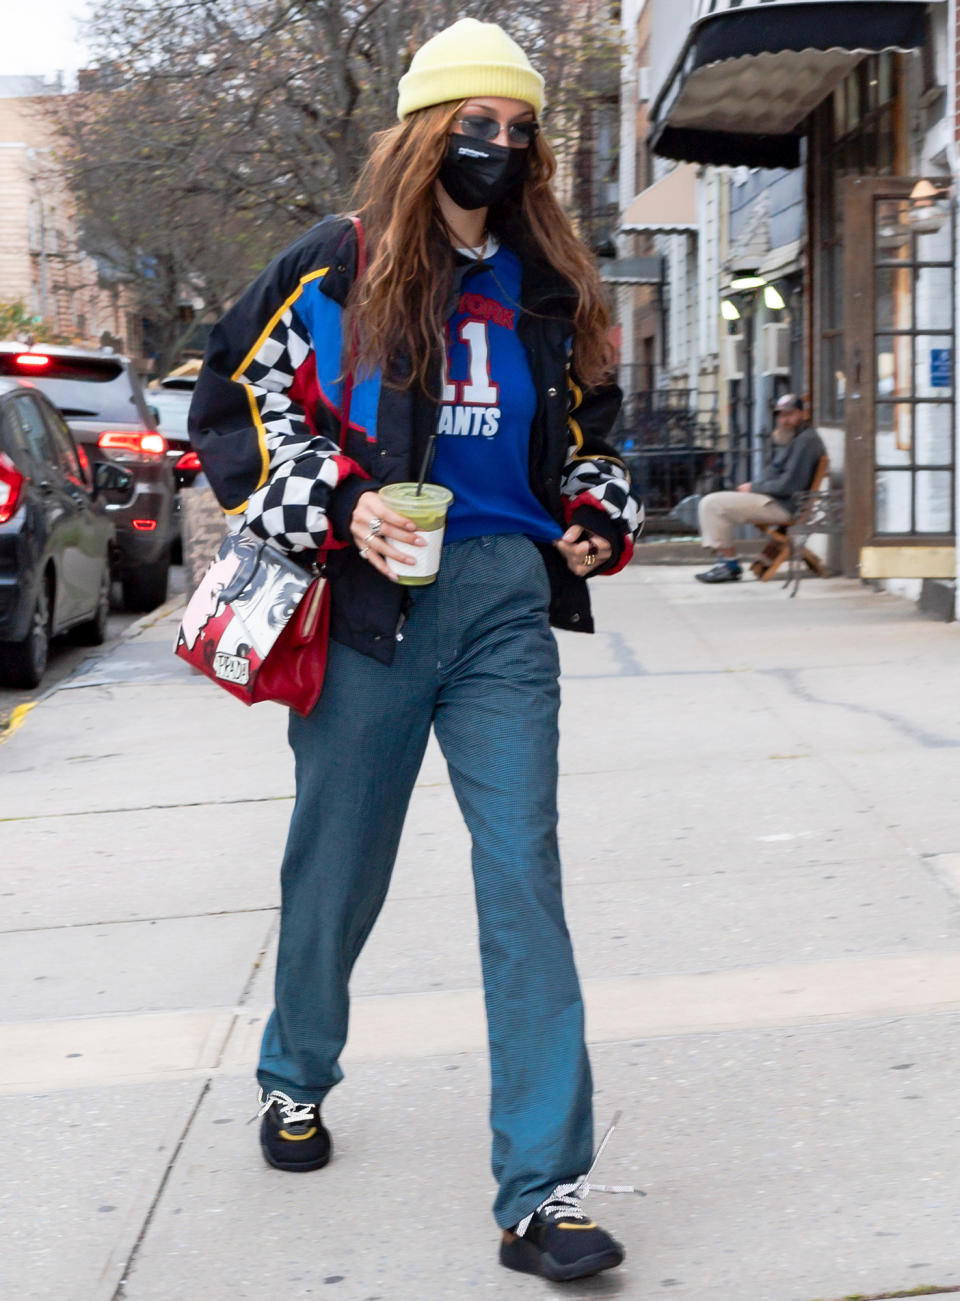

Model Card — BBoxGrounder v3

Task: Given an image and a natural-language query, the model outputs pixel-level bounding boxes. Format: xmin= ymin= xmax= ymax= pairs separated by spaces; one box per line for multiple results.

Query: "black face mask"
xmin=437 ymin=136 xmax=528 ymax=211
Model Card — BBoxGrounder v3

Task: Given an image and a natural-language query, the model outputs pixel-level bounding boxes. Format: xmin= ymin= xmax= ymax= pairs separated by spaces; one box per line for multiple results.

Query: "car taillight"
xmin=0 ymin=452 xmax=25 ymax=525
xmin=98 ymin=431 xmax=167 ymax=456
xmin=176 ymin=451 xmax=201 ymax=471
xmin=14 ymin=353 xmax=50 ymax=369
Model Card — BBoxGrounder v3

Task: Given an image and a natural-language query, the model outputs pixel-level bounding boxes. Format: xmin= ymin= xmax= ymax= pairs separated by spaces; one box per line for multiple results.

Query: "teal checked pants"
xmin=257 ymin=534 xmax=594 ymax=1229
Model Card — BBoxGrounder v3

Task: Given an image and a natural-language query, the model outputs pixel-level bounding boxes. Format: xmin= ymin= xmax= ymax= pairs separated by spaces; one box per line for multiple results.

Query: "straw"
xmin=415 ymin=432 xmax=437 ymax=496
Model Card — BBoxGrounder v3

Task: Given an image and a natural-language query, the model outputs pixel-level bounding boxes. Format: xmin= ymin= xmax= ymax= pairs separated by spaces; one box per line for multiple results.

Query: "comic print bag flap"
xmin=173 ymin=529 xmax=326 ymax=713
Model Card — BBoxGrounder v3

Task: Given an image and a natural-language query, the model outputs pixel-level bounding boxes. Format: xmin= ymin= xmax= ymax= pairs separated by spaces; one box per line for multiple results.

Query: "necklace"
xmin=455 ymin=227 xmax=488 ymax=258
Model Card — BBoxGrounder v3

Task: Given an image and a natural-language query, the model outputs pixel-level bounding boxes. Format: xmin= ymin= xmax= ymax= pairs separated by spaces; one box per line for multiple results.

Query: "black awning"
xmin=650 ymin=1 xmax=934 ymax=169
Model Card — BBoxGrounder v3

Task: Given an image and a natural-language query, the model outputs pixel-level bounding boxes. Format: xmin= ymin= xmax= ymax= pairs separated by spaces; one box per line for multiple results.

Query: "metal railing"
xmin=612 ymin=388 xmax=724 ymax=524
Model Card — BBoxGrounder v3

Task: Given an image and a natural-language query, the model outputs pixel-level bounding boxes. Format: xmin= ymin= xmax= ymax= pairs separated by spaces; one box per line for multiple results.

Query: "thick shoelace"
xmin=516 ymin=1111 xmax=644 ymax=1237
xmin=253 ymin=1088 xmax=316 ymax=1127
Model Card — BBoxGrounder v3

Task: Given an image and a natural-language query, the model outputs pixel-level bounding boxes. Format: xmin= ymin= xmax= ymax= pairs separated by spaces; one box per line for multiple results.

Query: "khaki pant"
xmin=698 ymin=491 xmax=792 ymax=550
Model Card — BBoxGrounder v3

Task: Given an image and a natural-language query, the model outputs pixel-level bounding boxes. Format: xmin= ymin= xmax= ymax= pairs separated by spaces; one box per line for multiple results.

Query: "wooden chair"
xmin=750 ymin=455 xmax=830 ymax=584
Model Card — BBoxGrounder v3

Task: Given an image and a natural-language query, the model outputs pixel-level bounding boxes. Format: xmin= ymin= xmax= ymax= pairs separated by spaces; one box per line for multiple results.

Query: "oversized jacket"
xmin=188 ymin=215 xmax=642 ymax=665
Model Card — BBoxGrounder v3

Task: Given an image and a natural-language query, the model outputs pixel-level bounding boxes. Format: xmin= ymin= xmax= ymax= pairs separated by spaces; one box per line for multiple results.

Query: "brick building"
xmin=0 ymin=79 xmax=140 ymax=356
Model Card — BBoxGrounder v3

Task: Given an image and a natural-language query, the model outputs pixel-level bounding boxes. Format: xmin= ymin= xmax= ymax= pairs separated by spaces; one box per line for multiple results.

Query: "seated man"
xmin=695 ymin=394 xmax=826 ymax=584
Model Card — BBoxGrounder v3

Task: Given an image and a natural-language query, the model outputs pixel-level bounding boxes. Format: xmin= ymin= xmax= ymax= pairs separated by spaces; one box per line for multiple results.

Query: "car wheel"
xmin=0 ymin=578 xmax=51 ymax=689
xmin=71 ymin=564 xmax=110 ymax=646
xmin=121 ymin=547 xmax=170 ymax=612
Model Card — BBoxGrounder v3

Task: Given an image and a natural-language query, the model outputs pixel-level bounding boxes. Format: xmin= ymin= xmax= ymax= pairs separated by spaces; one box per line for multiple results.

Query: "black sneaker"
xmin=500 ymin=1112 xmax=640 ymax=1282
xmin=500 ymin=1192 xmax=625 ymax=1282
xmin=257 ymin=1088 xmax=331 ymax=1172
xmin=695 ymin=560 xmax=742 ymax=583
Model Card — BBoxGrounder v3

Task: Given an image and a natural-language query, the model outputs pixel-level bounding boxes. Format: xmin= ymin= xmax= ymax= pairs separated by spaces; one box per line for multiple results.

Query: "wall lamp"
xmin=729 ymin=275 xmax=766 ymax=290
xmin=906 ymin=178 xmax=952 ymax=235
xmin=721 ymin=276 xmax=786 ymax=319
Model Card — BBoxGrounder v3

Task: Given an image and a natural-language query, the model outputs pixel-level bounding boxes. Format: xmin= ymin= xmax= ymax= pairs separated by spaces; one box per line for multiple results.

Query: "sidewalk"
xmin=1 ymin=565 xmax=959 ymax=1301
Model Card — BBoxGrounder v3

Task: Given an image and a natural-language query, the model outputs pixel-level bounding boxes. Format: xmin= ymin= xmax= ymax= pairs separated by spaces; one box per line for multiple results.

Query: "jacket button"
xmin=373 ymin=634 xmax=383 ymax=641
xmin=379 ymin=448 xmax=389 ymax=457
xmin=336 ymin=263 xmax=347 ymax=273
xmin=571 ymin=613 xmax=580 ymax=623
xmin=547 ymin=386 xmax=558 ymax=397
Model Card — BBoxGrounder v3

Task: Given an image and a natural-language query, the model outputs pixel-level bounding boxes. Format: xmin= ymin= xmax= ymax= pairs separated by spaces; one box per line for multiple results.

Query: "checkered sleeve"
xmin=238 ymin=305 xmax=364 ymax=553
xmin=560 ymin=373 xmax=644 ymax=541
xmin=188 ymin=216 xmax=370 ymax=544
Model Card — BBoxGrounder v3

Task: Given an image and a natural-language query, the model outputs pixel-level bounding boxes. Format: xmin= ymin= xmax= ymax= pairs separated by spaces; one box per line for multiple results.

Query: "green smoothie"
xmin=379 ymin=482 xmax=454 ymax=586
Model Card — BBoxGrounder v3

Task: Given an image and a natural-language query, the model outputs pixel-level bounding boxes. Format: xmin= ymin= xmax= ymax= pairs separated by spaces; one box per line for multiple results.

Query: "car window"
xmin=42 ymin=401 xmax=84 ymax=482
xmin=0 ymin=354 xmax=146 ymax=423
xmin=12 ymin=395 xmax=57 ymax=467
xmin=149 ymin=389 xmax=192 ymax=436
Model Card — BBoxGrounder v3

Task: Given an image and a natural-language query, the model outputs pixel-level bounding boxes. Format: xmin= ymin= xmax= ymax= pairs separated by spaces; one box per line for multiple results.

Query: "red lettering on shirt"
xmin=457 ymin=292 xmax=515 ymax=331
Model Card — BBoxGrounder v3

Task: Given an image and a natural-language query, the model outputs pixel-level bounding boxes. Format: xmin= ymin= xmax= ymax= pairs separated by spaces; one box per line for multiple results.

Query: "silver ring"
xmin=368 ymin=516 xmax=383 ymax=536
xmin=362 ymin=530 xmax=376 ymax=545
xmin=359 ymin=545 xmax=370 ymax=559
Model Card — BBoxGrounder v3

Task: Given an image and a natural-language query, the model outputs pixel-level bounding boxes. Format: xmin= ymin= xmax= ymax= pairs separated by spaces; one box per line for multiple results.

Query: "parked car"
xmin=0 ymin=378 xmax=132 ymax=687
xmin=0 ymin=344 xmax=175 ymax=611
xmin=147 ymin=384 xmax=201 ymax=490
xmin=155 ymin=359 xmax=202 ymax=390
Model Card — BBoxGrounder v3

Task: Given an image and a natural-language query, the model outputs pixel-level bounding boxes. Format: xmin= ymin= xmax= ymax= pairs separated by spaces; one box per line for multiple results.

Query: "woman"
xmin=189 ymin=18 xmax=641 ymax=1283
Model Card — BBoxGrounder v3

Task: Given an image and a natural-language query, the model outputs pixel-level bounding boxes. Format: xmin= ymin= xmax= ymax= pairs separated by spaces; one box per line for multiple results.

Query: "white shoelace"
xmin=516 ymin=1111 xmax=643 ymax=1237
xmin=254 ymin=1088 xmax=316 ymax=1127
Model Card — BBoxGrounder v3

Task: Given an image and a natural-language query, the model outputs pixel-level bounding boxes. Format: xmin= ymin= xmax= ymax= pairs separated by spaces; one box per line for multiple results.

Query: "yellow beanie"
xmin=397 ymin=18 xmax=544 ymax=120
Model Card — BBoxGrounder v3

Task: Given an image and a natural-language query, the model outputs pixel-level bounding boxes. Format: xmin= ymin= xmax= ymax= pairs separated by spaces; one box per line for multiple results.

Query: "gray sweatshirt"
xmin=753 ymin=426 xmax=827 ymax=510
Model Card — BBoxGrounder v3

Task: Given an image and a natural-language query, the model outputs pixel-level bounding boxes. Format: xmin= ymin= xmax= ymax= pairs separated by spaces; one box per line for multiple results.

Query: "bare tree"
xmin=47 ymin=0 xmax=620 ymax=373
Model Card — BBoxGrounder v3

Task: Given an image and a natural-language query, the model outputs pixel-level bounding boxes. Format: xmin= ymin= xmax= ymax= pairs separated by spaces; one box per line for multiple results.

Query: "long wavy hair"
xmin=346 ymin=101 xmax=613 ymax=392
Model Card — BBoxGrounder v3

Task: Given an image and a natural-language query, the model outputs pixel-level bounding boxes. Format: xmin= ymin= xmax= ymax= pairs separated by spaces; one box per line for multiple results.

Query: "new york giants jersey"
xmin=431 ymin=243 xmax=563 ymax=545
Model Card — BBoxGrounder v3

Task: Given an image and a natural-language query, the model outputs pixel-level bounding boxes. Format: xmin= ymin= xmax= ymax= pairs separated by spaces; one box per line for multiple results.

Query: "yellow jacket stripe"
xmin=226 ymin=267 xmax=330 ymax=509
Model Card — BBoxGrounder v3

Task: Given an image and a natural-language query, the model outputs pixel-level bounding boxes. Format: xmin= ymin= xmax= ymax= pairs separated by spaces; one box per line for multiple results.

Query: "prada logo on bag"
xmin=213 ymin=649 xmax=251 ymax=685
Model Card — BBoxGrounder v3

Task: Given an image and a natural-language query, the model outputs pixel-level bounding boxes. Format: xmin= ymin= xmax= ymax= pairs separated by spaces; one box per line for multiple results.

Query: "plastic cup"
xmin=379 ymin=482 xmax=454 ymax=586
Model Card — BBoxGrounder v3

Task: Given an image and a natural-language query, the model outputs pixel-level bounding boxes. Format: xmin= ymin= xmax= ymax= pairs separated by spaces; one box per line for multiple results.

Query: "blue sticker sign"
xmin=930 ymin=348 xmax=952 ymax=388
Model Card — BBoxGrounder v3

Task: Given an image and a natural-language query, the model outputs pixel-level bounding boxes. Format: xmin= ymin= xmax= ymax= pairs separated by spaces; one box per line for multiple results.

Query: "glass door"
xmin=843 ymin=176 xmax=955 ymax=576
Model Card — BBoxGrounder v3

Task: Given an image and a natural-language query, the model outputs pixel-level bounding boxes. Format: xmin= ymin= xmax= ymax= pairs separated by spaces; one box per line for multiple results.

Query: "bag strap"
xmin=339 ymin=214 xmax=367 ymax=446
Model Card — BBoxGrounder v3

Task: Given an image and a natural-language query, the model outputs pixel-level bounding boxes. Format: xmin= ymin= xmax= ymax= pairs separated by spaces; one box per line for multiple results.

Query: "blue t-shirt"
xmin=430 ymin=244 xmax=563 ymax=546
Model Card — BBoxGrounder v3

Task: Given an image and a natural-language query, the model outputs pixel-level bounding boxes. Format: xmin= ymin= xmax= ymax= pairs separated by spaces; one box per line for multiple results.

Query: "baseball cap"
xmin=775 ymin=393 xmax=803 ymax=411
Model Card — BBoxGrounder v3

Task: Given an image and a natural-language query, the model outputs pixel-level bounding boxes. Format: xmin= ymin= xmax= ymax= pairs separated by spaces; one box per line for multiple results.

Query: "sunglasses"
xmin=455 ymin=115 xmax=539 ymax=148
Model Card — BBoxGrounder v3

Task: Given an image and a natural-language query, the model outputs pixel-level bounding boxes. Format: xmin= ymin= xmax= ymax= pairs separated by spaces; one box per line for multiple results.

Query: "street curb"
xmin=633 ymin=537 xmax=767 ymax=565
xmin=119 ymin=593 xmax=186 ymax=642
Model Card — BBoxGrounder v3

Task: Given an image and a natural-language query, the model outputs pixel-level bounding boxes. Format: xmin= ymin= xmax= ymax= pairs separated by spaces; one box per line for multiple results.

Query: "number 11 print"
xmin=441 ymin=320 xmax=499 ymax=404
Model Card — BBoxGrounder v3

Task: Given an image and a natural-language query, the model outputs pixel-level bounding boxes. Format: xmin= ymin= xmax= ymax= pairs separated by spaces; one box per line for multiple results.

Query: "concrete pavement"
xmin=1 ymin=563 xmax=959 ymax=1301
